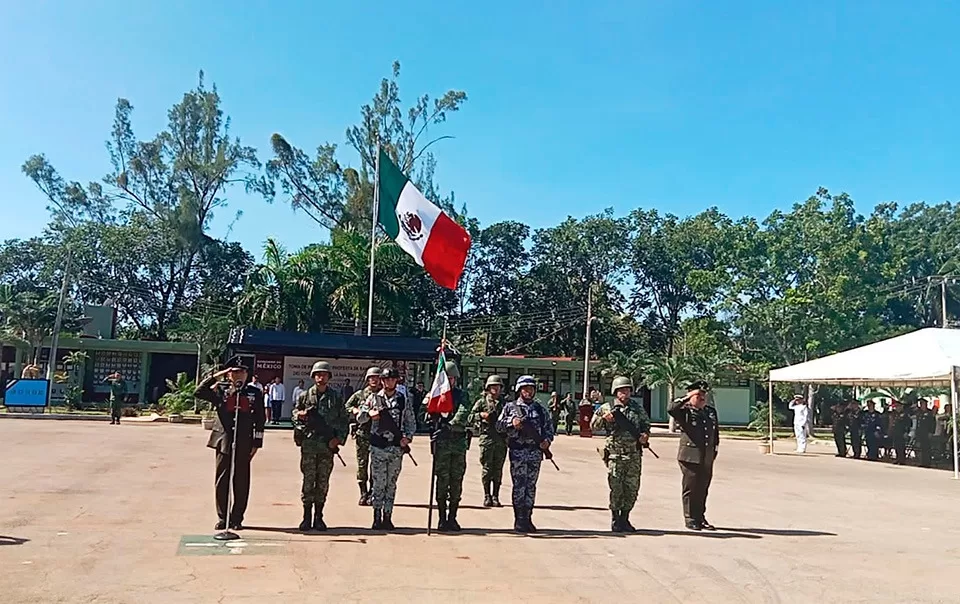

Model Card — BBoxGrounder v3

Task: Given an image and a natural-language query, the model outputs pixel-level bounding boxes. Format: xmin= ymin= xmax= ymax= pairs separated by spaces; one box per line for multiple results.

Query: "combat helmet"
xmin=364 ymin=366 xmax=382 ymax=379
xmin=380 ymin=367 xmax=400 ymax=379
xmin=444 ymin=361 xmax=460 ymax=379
xmin=311 ymin=360 xmax=332 ymax=375
xmin=610 ymin=376 xmax=633 ymax=395
xmin=514 ymin=375 xmax=536 ymax=392
xmin=484 ymin=374 xmax=504 ymax=389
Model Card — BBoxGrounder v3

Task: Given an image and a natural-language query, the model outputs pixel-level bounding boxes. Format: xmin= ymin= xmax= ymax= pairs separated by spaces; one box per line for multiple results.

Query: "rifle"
xmin=611 ymin=406 xmax=658 ymax=459
xmin=372 ymin=396 xmax=418 ymax=467
xmin=294 ymin=406 xmax=347 ymax=466
xmin=516 ymin=403 xmax=560 ymax=471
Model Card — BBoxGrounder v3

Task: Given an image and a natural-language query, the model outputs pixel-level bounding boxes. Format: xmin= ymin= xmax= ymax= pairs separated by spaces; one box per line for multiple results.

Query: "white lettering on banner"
xmin=278 ymin=357 xmax=409 ymax=418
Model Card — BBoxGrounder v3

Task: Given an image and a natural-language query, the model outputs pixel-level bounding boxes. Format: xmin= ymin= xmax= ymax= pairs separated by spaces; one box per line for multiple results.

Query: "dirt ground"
xmin=0 ymin=419 xmax=958 ymax=604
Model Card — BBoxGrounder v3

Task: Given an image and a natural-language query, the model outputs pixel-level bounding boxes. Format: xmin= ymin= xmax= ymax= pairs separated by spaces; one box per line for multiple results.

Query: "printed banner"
xmin=278 ymin=357 xmax=409 ymax=420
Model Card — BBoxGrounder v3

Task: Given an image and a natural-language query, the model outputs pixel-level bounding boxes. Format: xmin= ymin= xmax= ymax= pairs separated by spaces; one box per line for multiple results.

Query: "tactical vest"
xmin=370 ymin=393 xmax=407 ymax=449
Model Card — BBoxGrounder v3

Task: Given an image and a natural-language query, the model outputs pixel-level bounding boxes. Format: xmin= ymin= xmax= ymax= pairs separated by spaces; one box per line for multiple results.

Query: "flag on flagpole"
xmin=377 ymin=148 xmax=471 ymax=290
xmin=427 ymin=348 xmax=454 ymax=414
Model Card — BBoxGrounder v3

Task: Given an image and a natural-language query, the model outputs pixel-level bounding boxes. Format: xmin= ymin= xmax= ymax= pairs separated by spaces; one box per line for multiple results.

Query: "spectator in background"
xmin=267 ymin=376 xmax=285 ymax=425
xmin=292 ymin=379 xmax=306 ymax=407
xmin=249 ymin=375 xmax=264 ymax=393
xmin=789 ymin=395 xmax=809 ymax=453
xmin=342 ymin=378 xmax=355 ymax=401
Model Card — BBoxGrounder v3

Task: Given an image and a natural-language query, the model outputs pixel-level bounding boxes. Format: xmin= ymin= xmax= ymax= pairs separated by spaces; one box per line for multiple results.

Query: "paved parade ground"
xmin=1 ymin=419 xmax=958 ymax=603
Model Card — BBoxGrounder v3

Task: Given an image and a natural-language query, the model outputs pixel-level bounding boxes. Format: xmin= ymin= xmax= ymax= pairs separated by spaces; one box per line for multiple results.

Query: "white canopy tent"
xmin=767 ymin=328 xmax=960 ymax=478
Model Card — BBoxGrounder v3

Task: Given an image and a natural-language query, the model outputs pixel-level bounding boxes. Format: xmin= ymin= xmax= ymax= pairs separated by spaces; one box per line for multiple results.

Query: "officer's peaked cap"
xmin=224 ymin=355 xmax=249 ymax=372
xmin=685 ymin=380 xmax=710 ymax=392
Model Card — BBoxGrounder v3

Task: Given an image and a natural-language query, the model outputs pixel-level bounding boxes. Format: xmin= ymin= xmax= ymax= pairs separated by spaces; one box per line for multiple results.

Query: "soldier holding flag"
xmin=426 ymin=358 xmax=471 ymax=532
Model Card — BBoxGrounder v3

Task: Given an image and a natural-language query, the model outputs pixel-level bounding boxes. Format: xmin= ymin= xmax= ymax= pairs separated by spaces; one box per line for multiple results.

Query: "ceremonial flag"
xmin=426 ymin=349 xmax=454 ymax=414
xmin=377 ymin=148 xmax=471 ymax=290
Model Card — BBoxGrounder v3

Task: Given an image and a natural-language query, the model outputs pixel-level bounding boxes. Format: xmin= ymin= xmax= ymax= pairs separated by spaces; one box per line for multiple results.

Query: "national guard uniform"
xmin=194 ymin=356 xmax=266 ymax=531
xmin=292 ymin=361 xmax=348 ymax=531
xmin=830 ymin=402 xmax=848 ymax=457
xmin=468 ymin=374 xmax=508 ymax=507
xmin=427 ymin=361 xmax=471 ymax=532
xmin=862 ymin=402 xmax=885 ymax=461
xmin=346 ymin=366 xmax=382 ymax=506
xmin=497 ymin=375 xmax=555 ymax=533
xmin=591 ymin=376 xmax=651 ymax=533
xmin=104 ymin=373 xmax=127 ymax=424
xmin=357 ymin=367 xmax=416 ymax=530
xmin=667 ymin=380 xmax=719 ymax=531
xmin=847 ymin=401 xmax=863 ymax=459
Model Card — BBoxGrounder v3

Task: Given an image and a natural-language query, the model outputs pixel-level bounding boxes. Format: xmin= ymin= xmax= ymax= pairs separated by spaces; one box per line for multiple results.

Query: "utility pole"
xmin=942 ymin=279 xmax=949 ymax=328
xmin=581 ymin=283 xmax=593 ymax=402
xmin=46 ymin=251 xmax=72 ymax=395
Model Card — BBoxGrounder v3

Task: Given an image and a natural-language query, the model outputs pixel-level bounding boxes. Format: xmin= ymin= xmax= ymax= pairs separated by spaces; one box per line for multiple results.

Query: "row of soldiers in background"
xmin=830 ymin=399 xmax=953 ymax=466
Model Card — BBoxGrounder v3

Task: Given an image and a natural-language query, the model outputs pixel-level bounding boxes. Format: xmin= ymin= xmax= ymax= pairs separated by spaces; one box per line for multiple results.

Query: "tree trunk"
xmin=668 ymin=383 xmax=677 ymax=432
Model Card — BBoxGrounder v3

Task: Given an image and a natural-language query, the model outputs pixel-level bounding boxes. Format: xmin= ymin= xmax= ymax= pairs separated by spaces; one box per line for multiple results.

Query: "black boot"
xmin=525 ymin=508 xmax=537 ymax=533
xmin=313 ymin=504 xmax=326 ymax=531
xmin=214 ymin=518 xmax=227 ymax=531
xmin=372 ymin=509 xmax=383 ymax=530
xmin=621 ymin=511 xmax=636 ymax=533
xmin=437 ymin=505 xmax=448 ymax=531
xmin=382 ymin=510 xmax=395 ymax=530
xmin=447 ymin=503 xmax=462 ymax=531
xmin=298 ymin=504 xmax=312 ymax=532
xmin=513 ymin=507 xmax=527 ymax=533
xmin=491 ymin=483 xmax=503 ymax=507
xmin=482 ymin=481 xmax=493 ymax=507
xmin=358 ymin=482 xmax=370 ymax=506
xmin=611 ymin=510 xmax=623 ymax=533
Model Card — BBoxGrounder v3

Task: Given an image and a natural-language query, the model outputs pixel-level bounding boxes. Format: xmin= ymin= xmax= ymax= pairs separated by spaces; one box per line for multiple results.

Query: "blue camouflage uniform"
xmin=497 ymin=394 xmax=554 ymax=529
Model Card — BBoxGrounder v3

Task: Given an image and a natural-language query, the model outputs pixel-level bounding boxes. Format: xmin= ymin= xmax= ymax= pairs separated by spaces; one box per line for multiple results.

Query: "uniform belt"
xmin=508 ymin=441 xmax=540 ymax=451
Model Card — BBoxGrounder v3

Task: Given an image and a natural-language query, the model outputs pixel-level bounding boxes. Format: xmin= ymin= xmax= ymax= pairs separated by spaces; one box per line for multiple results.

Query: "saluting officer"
xmin=667 ymin=380 xmax=720 ymax=531
xmin=591 ymin=376 xmax=651 ymax=533
xmin=346 ymin=366 xmax=382 ymax=506
xmin=194 ymin=356 xmax=266 ymax=531
xmin=468 ymin=374 xmax=508 ymax=507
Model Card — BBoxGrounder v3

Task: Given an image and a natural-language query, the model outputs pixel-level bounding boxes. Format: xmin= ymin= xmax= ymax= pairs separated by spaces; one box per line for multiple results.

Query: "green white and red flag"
xmin=426 ymin=348 xmax=454 ymax=414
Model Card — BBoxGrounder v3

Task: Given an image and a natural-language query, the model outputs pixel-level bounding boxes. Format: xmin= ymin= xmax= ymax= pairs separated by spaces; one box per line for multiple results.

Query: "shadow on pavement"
xmin=717 ymin=527 xmax=837 ymax=537
xmin=0 ymin=535 xmax=30 ymax=546
xmin=237 ymin=525 xmax=789 ymax=540
xmin=392 ymin=503 xmax=608 ymax=512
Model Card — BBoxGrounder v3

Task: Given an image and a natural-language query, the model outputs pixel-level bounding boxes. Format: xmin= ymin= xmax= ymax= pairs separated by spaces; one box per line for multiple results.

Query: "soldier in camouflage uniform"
xmin=104 ymin=372 xmax=127 ymax=425
xmin=357 ymin=367 xmax=416 ymax=530
xmin=468 ymin=374 xmax=508 ymax=507
xmin=591 ymin=376 xmax=651 ymax=532
xmin=426 ymin=361 xmax=471 ymax=532
xmin=346 ymin=366 xmax=381 ymax=506
xmin=293 ymin=361 xmax=349 ymax=532
xmin=497 ymin=375 xmax=555 ymax=533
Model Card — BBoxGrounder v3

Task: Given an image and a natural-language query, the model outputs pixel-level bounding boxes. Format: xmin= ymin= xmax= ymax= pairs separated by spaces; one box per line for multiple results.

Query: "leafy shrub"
xmin=158 ymin=372 xmax=196 ymax=416
xmin=121 ymin=407 xmax=139 ymax=417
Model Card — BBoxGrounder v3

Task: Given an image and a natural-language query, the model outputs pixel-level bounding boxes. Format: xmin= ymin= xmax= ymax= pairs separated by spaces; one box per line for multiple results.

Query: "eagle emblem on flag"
xmin=398 ymin=212 xmax=424 ymax=241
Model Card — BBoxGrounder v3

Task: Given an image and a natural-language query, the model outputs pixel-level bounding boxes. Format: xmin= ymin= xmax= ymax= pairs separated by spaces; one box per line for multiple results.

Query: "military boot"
xmin=313 ymin=504 xmax=327 ymax=531
xmin=611 ymin=510 xmax=623 ymax=533
xmin=298 ymin=504 xmax=313 ymax=532
xmin=513 ymin=507 xmax=527 ymax=533
xmin=525 ymin=508 xmax=537 ymax=533
xmin=621 ymin=512 xmax=637 ymax=533
xmin=482 ymin=481 xmax=493 ymax=507
xmin=447 ymin=503 xmax=462 ymax=532
xmin=358 ymin=482 xmax=370 ymax=506
xmin=372 ymin=509 xmax=383 ymax=530
xmin=382 ymin=510 xmax=395 ymax=531
xmin=491 ymin=483 xmax=503 ymax=507
xmin=437 ymin=504 xmax=449 ymax=531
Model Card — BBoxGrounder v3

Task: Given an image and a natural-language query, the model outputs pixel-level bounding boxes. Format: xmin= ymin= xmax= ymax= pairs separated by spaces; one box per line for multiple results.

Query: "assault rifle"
xmin=611 ymin=407 xmax=659 ymax=459
xmin=294 ymin=406 xmax=346 ymax=466
xmin=516 ymin=404 xmax=560 ymax=471
xmin=373 ymin=400 xmax=418 ymax=467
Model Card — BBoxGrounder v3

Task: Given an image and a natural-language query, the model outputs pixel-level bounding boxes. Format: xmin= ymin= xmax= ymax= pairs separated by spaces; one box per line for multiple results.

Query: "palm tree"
xmin=601 ymin=350 xmax=652 ymax=385
xmin=644 ymin=355 xmax=693 ymax=432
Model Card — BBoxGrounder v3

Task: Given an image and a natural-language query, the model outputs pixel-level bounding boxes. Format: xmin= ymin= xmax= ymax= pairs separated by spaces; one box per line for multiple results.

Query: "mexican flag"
xmin=426 ymin=349 xmax=454 ymax=414
xmin=377 ymin=149 xmax=471 ymax=290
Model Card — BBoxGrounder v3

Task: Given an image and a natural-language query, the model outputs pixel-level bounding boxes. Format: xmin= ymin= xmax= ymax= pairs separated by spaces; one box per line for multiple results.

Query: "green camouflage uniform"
xmin=105 ymin=377 xmax=127 ymax=421
xmin=295 ymin=385 xmax=348 ymax=506
xmin=592 ymin=400 xmax=650 ymax=514
xmin=346 ymin=387 xmax=376 ymax=486
xmin=427 ymin=388 xmax=471 ymax=520
xmin=469 ymin=393 xmax=507 ymax=498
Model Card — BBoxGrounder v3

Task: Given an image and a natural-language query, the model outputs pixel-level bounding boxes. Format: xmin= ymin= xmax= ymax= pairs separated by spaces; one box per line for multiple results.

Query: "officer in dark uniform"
xmin=667 ymin=380 xmax=720 ymax=531
xmin=914 ymin=399 xmax=937 ymax=467
xmin=862 ymin=400 xmax=885 ymax=461
xmin=888 ymin=401 xmax=910 ymax=465
xmin=194 ymin=356 xmax=266 ymax=530
xmin=847 ymin=401 xmax=863 ymax=459
xmin=830 ymin=402 xmax=848 ymax=457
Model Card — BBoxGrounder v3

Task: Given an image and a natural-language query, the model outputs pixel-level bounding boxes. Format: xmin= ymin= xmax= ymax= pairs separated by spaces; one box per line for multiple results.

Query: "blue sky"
xmin=1 ymin=1 xmax=957 ymax=259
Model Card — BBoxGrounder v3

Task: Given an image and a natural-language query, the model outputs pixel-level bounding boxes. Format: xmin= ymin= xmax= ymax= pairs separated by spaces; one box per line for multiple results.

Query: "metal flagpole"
xmin=942 ymin=279 xmax=949 ymax=328
xmin=768 ymin=380 xmax=774 ymax=454
xmin=46 ymin=250 xmax=72 ymax=393
xmin=581 ymin=283 xmax=593 ymax=402
xmin=366 ymin=144 xmax=381 ymax=337
xmin=427 ymin=319 xmax=447 ymax=536
xmin=951 ymin=367 xmax=959 ymax=480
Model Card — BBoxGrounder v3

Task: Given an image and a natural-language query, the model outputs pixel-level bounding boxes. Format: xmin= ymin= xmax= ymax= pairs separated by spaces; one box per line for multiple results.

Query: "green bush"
xmin=121 ymin=407 xmax=140 ymax=417
xmin=748 ymin=402 xmax=787 ymax=438
xmin=158 ymin=372 xmax=196 ymax=416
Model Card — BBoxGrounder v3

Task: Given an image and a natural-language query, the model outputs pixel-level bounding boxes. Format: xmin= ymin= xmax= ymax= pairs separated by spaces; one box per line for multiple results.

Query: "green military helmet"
xmin=610 ymin=376 xmax=633 ymax=395
xmin=484 ymin=374 xmax=504 ymax=389
xmin=364 ymin=366 xmax=382 ymax=379
xmin=444 ymin=361 xmax=460 ymax=379
xmin=311 ymin=360 xmax=332 ymax=375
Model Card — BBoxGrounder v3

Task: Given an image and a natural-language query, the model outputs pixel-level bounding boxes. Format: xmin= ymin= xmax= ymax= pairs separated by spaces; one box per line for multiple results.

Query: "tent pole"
xmin=952 ymin=367 xmax=959 ymax=480
xmin=768 ymin=380 xmax=774 ymax=454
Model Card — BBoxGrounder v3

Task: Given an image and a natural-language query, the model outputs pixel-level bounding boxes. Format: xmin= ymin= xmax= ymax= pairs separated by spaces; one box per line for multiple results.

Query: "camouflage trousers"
xmin=607 ymin=452 xmax=641 ymax=513
xmin=300 ymin=440 xmax=335 ymax=505
xmin=370 ymin=445 xmax=404 ymax=513
xmin=433 ymin=445 xmax=467 ymax=508
xmin=479 ymin=439 xmax=507 ymax=487
xmin=509 ymin=448 xmax=543 ymax=509
xmin=354 ymin=431 xmax=370 ymax=484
